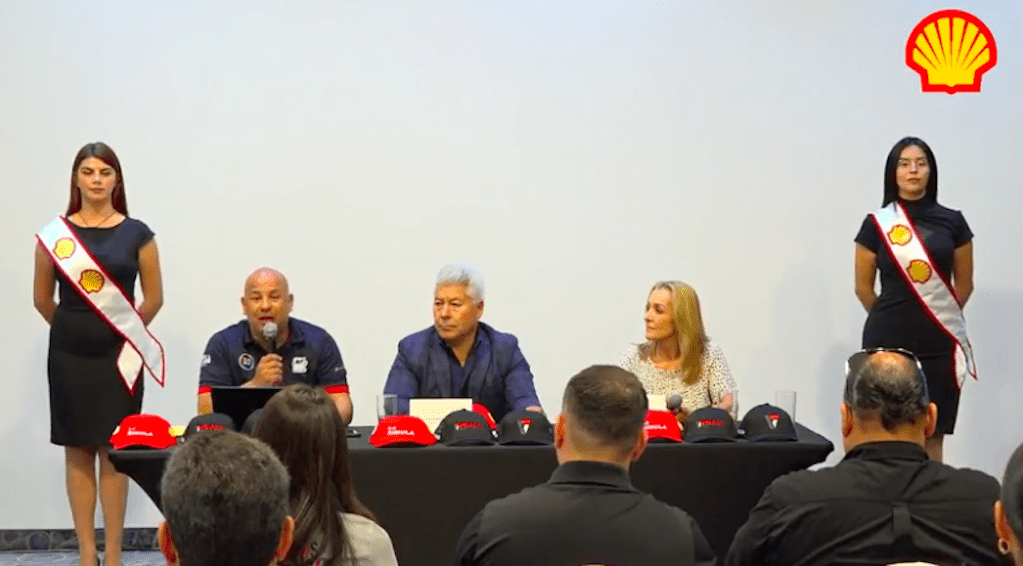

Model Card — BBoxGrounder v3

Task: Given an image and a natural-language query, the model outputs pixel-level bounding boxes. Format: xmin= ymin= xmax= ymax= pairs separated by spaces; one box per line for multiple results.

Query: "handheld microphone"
xmin=666 ymin=393 xmax=683 ymax=412
xmin=262 ymin=322 xmax=278 ymax=353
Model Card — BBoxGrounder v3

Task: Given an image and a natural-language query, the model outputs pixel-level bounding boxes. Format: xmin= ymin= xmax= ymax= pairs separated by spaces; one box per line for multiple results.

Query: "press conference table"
xmin=111 ymin=424 xmax=833 ymax=566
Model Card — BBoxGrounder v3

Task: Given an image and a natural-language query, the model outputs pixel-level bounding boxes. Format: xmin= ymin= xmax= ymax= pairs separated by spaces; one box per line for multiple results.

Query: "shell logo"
xmin=53 ymin=238 xmax=76 ymax=259
xmin=906 ymin=10 xmax=997 ymax=94
xmin=79 ymin=269 xmax=106 ymax=293
xmin=887 ymin=225 xmax=913 ymax=246
xmin=907 ymin=259 xmax=932 ymax=284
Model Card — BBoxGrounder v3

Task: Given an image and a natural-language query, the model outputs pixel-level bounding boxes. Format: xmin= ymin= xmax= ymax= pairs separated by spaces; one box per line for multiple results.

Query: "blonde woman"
xmin=619 ymin=281 xmax=735 ymax=421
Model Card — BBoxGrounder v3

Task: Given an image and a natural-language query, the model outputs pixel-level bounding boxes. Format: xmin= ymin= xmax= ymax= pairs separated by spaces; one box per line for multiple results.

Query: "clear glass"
xmin=376 ymin=394 xmax=398 ymax=421
xmin=774 ymin=390 xmax=796 ymax=422
xmin=727 ymin=389 xmax=739 ymax=422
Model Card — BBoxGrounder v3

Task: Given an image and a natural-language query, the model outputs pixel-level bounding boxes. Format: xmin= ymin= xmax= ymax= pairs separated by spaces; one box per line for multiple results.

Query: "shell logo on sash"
xmin=905 ymin=9 xmax=997 ymax=94
xmin=53 ymin=238 xmax=76 ymax=259
xmin=887 ymin=225 xmax=912 ymax=246
xmin=79 ymin=269 xmax=106 ymax=293
xmin=907 ymin=260 xmax=932 ymax=284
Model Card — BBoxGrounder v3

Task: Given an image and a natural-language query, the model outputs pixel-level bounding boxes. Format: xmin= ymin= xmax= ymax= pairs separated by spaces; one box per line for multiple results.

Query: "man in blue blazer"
xmin=383 ymin=263 xmax=542 ymax=422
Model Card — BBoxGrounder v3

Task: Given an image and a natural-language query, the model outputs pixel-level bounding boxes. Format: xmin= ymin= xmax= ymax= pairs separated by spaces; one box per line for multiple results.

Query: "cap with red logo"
xmin=497 ymin=410 xmax=553 ymax=445
xmin=741 ymin=404 xmax=797 ymax=442
xmin=682 ymin=407 xmax=738 ymax=443
xmin=644 ymin=410 xmax=682 ymax=443
xmin=436 ymin=410 xmax=496 ymax=446
xmin=184 ymin=413 xmax=237 ymax=440
xmin=369 ymin=415 xmax=437 ymax=447
xmin=110 ymin=414 xmax=176 ymax=450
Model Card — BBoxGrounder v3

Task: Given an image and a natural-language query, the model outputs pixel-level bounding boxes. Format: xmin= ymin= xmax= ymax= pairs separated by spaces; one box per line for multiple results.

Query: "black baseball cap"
xmin=436 ymin=410 xmax=496 ymax=446
xmin=184 ymin=413 xmax=237 ymax=440
xmin=682 ymin=407 xmax=738 ymax=443
xmin=741 ymin=404 xmax=797 ymax=442
xmin=497 ymin=410 xmax=553 ymax=445
xmin=241 ymin=408 xmax=265 ymax=436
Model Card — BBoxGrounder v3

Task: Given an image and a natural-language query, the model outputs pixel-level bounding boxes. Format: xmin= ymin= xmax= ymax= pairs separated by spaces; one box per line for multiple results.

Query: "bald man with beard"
xmin=196 ymin=268 xmax=353 ymax=424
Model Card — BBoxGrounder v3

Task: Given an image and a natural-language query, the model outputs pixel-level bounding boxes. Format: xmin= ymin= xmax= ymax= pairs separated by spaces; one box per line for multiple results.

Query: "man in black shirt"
xmin=727 ymin=350 xmax=1000 ymax=566
xmin=454 ymin=365 xmax=716 ymax=566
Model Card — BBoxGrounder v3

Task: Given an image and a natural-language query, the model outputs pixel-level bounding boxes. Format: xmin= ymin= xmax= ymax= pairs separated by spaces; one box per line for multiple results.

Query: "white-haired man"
xmin=383 ymin=263 xmax=542 ymax=422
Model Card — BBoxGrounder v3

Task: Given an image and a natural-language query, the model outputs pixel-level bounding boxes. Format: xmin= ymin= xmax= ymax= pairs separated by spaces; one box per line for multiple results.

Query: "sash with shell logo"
xmin=37 ymin=216 xmax=166 ymax=392
xmin=870 ymin=203 xmax=976 ymax=388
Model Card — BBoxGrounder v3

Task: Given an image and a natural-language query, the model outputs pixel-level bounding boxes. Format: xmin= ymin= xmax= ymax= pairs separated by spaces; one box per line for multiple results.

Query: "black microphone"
xmin=666 ymin=393 xmax=683 ymax=412
xmin=262 ymin=322 xmax=278 ymax=353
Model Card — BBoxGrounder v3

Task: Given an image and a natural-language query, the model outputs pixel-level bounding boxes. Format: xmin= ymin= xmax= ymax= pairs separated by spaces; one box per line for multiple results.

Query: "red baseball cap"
xmin=471 ymin=403 xmax=498 ymax=430
xmin=110 ymin=414 xmax=176 ymax=450
xmin=644 ymin=410 xmax=682 ymax=443
xmin=369 ymin=415 xmax=437 ymax=447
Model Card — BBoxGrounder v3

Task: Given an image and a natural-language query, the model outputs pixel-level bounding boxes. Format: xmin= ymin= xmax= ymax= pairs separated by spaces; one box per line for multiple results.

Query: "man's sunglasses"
xmin=845 ymin=347 xmax=929 ymax=398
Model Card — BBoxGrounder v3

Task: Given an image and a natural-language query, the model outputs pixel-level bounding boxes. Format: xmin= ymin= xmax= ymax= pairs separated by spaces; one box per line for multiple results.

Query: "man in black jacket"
xmin=727 ymin=349 xmax=1001 ymax=566
xmin=455 ymin=364 xmax=716 ymax=566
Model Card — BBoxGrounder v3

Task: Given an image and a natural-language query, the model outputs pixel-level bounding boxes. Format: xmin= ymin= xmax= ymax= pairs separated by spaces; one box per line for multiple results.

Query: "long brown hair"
xmin=252 ymin=384 xmax=375 ymax=566
xmin=638 ymin=281 xmax=708 ymax=385
xmin=66 ymin=142 xmax=128 ymax=216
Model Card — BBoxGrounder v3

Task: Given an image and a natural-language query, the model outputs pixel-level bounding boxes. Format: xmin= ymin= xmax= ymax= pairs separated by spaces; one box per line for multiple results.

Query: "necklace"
xmin=78 ymin=210 xmax=117 ymax=228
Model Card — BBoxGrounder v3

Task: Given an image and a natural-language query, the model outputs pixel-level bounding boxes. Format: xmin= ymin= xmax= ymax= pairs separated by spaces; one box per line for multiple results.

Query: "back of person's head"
xmin=159 ymin=429 xmax=293 ymax=566
xmin=252 ymin=384 xmax=374 ymax=566
xmin=560 ymin=365 xmax=648 ymax=462
xmin=843 ymin=351 xmax=931 ymax=434
xmin=996 ymin=444 xmax=1023 ymax=562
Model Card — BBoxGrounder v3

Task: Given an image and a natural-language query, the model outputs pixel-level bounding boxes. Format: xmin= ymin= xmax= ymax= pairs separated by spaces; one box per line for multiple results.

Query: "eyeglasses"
xmin=845 ymin=347 xmax=929 ymax=399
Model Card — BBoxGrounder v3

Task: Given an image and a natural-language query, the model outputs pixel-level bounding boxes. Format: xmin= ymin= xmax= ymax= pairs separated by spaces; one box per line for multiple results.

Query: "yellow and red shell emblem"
xmin=906 ymin=9 xmax=997 ymax=94
xmin=53 ymin=238 xmax=76 ymax=259
xmin=887 ymin=225 xmax=912 ymax=246
xmin=907 ymin=260 xmax=932 ymax=284
xmin=79 ymin=269 xmax=106 ymax=293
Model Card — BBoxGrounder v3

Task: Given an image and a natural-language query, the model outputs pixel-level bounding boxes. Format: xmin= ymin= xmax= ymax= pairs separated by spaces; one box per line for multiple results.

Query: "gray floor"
xmin=0 ymin=552 xmax=163 ymax=566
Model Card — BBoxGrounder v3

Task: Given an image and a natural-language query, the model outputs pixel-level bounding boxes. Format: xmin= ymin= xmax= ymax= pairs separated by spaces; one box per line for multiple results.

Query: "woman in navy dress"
xmin=854 ymin=137 xmax=974 ymax=462
xmin=33 ymin=142 xmax=163 ymax=566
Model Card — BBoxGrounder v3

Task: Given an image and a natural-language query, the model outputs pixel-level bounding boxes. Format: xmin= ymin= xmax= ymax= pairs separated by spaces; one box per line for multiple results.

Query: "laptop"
xmin=210 ymin=386 xmax=283 ymax=430
xmin=409 ymin=398 xmax=473 ymax=433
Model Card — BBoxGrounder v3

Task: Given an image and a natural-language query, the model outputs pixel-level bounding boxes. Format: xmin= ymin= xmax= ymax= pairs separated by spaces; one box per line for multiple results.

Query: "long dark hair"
xmin=882 ymin=136 xmax=938 ymax=206
xmin=67 ymin=142 xmax=128 ymax=216
xmin=252 ymin=384 xmax=375 ymax=566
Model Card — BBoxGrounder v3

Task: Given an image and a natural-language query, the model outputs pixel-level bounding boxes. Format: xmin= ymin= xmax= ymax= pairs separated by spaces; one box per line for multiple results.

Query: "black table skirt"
xmin=111 ymin=424 xmax=832 ymax=566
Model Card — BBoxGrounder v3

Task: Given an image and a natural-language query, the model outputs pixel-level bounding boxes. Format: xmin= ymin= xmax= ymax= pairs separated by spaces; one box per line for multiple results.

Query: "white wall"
xmin=1 ymin=0 xmax=1020 ymax=528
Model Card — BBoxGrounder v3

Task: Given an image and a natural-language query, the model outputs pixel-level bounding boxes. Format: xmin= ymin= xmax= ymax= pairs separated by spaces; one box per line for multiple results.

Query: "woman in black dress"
xmin=33 ymin=142 xmax=163 ymax=566
xmin=854 ymin=137 xmax=974 ymax=462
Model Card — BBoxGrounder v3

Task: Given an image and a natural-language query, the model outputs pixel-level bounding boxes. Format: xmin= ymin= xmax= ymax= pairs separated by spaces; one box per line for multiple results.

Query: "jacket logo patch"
xmin=238 ymin=353 xmax=255 ymax=371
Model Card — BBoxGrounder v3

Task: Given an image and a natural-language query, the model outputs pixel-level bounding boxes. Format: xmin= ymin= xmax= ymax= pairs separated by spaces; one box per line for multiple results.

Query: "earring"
xmin=998 ymin=538 xmax=1011 ymax=555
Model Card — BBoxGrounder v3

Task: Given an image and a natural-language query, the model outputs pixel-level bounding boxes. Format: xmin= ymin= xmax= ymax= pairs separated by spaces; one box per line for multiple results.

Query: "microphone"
xmin=262 ymin=322 xmax=278 ymax=353
xmin=666 ymin=393 xmax=683 ymax=412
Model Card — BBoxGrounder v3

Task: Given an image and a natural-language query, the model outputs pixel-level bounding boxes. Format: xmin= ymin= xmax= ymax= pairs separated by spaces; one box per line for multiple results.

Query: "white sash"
xmin=37 ymin=216 xmax=165 ymax=392
xmin=871 ymin=202 xmax=976 ymax=388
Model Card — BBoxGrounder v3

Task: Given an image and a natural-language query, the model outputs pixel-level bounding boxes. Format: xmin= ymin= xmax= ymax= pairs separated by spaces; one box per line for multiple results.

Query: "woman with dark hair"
xmin=854 ymin=137 xmax=975 ymax=462
xmin=253 ymin=384 xmax=398 ymax=566
xmin=995 ymin=444 xmax=1023 ymax=563
xmin=33 ymin=142 xmax=164 ymax=566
